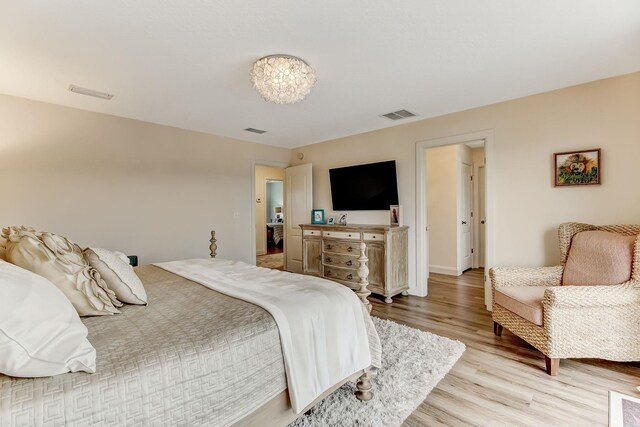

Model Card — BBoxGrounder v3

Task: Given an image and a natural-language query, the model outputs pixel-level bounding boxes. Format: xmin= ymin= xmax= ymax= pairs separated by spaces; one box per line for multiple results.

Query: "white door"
xmin=460 ymin=162 xmax=473 ymax=272
xmin=284 ymin=164 xmax=313 ymax=273
xmin=478 ymin=165 xmax=486 ymax=268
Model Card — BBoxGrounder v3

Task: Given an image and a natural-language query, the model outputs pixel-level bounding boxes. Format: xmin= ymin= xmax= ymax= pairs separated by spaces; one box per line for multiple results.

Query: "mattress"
xmin=0 ymin=265 xmax=287 ymax=427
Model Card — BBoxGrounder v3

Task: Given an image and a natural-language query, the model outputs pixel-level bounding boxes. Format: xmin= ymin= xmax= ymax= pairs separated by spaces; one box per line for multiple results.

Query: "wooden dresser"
xmin=300 ymin=224 xmax=409 ymax=303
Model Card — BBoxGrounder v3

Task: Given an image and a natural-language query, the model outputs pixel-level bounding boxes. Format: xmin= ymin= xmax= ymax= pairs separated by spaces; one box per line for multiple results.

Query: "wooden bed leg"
xmin=356 ymin=242 xmax=372 ymax=314
xmin=545 ymin=357 xmax=559 ymax=376
xmin=209 ymin=230 xmax=217 ymax=258
xmin=355 ymin=370 xmax=374 ymax=401
xmin=493 ymin=321 xmax=503 ymax=336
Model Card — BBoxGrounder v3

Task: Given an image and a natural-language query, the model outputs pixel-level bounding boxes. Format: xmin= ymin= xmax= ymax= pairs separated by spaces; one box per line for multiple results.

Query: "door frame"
xmin=474 ymin=164 xmax=486 ymax=269
xmin=250 ymin=160 xmax=289 ymax=266
xmin=415 ymin=129 xmax=495 ymax=310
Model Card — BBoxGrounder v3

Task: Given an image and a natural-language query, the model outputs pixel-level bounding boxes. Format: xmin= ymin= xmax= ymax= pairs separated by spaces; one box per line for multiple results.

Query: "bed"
xmin=267 ymin=223 xmax=284 ymax=246
xmin=0 ymin=232 xmax=379 ymax=426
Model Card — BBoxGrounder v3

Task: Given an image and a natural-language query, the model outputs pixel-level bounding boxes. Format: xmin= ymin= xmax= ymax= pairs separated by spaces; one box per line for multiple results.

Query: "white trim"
xmin=428 ymin=265 xmax=460 ymax=276
xmin=251 ymin=160 xmax=289 ymax=266
xmin=415 ymin=129 xmax=495 ymax=309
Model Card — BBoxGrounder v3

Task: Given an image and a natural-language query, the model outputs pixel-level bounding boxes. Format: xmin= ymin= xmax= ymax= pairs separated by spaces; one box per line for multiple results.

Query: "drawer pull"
xmin=346 ymin=260 xmax=353 ymax=266
xmin=346 ymin=274 xmax=353 ymax=280
xmin=326 ymin=244 xmax=332 ymax=250
xmin=347 ymin=247 xmax=353 ymax=252
xmin=326 ymin=257 xmax=333 ymax=263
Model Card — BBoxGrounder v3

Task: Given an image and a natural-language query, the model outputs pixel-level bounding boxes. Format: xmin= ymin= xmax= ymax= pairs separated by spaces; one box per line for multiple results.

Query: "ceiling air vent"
xmin=381 ymin=109 xmax=417 ymax=121
xmin=244 ymin=128 xmax=267 ymax=134
xmin=67 ymin=84 xmax=114 ymax=100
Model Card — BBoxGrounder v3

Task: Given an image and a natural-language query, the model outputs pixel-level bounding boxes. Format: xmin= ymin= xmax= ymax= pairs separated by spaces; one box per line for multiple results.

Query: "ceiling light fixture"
xmin=250 ymin=55 xmax=316 ymax=104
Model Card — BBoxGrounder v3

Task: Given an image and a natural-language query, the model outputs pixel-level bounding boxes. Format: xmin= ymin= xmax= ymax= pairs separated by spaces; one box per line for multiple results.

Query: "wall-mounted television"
xmin=329 ymin=160 xmax=399 ymax=211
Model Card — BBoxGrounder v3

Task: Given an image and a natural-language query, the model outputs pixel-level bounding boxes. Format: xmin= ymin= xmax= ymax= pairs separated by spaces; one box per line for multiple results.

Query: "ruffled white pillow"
xmin=0 ymin=260 xmax=96 ymax=377
xmin=2 ymin=226 xmax=122 ymax=316
xmin=84 ymin=248 xmax=147 ymax=305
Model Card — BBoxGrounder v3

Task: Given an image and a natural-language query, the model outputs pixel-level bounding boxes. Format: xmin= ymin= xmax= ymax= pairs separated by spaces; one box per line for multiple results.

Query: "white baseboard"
xmin=429 ymin=265 xmax=460 ymax=276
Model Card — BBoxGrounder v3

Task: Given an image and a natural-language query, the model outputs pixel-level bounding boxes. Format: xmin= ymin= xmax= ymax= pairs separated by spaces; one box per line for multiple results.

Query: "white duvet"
xmin=154 ymin=258 xmax=381 ymax=413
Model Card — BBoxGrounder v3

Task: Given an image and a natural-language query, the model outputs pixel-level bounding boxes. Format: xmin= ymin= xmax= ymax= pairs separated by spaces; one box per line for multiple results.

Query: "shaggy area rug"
xmin=256 ymin=253 xmax=284 ymax=270
xmin=289 ymin=317 xmax=465 ymax=427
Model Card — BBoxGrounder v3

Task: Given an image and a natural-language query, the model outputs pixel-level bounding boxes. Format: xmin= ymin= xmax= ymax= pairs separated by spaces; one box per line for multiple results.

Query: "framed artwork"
xmin=311 ymin=209 xmax=325 ymax=224
xmin=327 ymin=217 xmax=335 ymax=225
xmin=609 ymin=391 xmax=640 ymax=427
xmin=338 ymin=214 xmax=347 ymax=226
xmin=390 ymin=205 xmax=402 ymax=226
xmin=554 ymin=149 xmax=601 ymax=186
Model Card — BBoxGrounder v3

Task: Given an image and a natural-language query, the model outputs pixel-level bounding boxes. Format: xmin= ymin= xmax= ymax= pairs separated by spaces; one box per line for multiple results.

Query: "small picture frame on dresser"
xmin=390 ymin=205 xmax=402 ymax=226
xmin=327 ymin=217 xmax=335 ymax=225
xmin=338 ymin=214 xmax=347 ymax=226
xmin=311 ymin=209 xmax=325 ymax=224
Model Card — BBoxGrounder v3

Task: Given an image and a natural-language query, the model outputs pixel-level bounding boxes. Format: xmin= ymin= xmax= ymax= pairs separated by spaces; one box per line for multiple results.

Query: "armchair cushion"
xmin=494 ymin=286 xmax=546 ymax=326
xmin=562 ymin=231 xmax=636 ymax=286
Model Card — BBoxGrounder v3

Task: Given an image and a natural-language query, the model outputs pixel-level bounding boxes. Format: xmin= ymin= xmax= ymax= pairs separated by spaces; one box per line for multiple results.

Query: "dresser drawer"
xmin=323 ymin=240 xmax=359 ymax=255
xmin=323 ymin=253 xmax=358 ymax=268
xmin=323 ymin=266 xmax=359 ymax=283
xmin=303 ymin=229 xmax=321 ymax=237
xmin=322 ymin=230 xmax=360 ymax=240
xmin=363 ymin=232 xmax=384 ymax=242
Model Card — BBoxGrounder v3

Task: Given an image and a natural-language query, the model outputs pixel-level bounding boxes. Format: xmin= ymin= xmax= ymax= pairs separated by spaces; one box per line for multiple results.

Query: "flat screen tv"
xmin=329 ymin=160 xmax=399 ymax=211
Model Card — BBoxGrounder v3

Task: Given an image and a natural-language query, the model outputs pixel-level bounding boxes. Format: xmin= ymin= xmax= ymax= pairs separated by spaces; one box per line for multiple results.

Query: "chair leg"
xmin=493 ymin=321 xmax=503 ymax=336
xmin=545 ymin=356 xmax=559 ymax=376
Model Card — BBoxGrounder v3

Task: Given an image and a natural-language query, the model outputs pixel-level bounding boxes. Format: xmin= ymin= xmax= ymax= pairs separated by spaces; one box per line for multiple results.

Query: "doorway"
xmin=424 ymin=142 xmax=484 ymax=276
xmin=255 ymin=166 xmax=286 ymax=270
xmin=416 ymin=130 xmax=494 ymax=309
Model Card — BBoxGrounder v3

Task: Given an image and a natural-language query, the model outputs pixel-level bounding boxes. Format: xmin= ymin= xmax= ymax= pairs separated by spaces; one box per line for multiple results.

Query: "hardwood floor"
xmin=370 ymin=269 xmax=640 ymax=427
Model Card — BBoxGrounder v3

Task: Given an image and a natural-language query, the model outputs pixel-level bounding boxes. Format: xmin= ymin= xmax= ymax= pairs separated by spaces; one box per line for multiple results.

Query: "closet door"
xmin=284 ymin=164 xmax=312 ymax=273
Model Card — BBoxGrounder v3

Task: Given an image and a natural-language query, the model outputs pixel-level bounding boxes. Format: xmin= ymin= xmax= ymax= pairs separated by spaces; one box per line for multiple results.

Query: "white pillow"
xmin=84 ymin=248 xmax=147 ymax=305
xmin=0 ymin=260 xmax=96 ymax=377
xmin=3 ymin=226 xmax=121 ymax=316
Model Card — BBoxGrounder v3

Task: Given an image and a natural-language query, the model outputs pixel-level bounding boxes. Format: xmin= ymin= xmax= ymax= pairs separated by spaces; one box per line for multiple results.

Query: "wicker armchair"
xmin=490 ymin=222 xmax=640 ymax=375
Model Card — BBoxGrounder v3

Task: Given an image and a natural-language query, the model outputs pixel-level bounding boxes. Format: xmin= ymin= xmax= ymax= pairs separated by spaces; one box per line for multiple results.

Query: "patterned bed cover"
xmin=0 ymin=265 xmax=287 ymax=427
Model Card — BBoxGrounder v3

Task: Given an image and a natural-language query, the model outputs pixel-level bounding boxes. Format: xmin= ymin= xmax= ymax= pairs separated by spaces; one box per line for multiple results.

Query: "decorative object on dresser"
xmin=338 ymin=214 xmax=348 ymax=226
xmin=311 ymin=209 xmax=325 ymax=224
xmin=300 ymin=223 xmax=409 ymax=303
xmin=327 ymin=216 xmax=335 ymax=225
xmin=390 ymin=205 xmax=402 ymax=226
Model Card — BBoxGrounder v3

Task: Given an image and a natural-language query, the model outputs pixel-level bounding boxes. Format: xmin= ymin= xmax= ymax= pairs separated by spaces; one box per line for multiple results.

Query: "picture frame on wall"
xmin=554 ymin=148 xmax=601 ymax=186
xmin=311 ymin=209 xmax=325 ymax=224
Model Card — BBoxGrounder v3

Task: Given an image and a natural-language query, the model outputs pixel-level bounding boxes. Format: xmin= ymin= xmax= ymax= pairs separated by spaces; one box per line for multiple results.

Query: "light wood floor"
xmin=370 ymin=269 xmax=640 ymax=427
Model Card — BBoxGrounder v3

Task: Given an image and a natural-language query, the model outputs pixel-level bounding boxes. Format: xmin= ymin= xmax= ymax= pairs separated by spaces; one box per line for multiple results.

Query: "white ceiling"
xmin=1 ymin=1 xmax=639 ymax=148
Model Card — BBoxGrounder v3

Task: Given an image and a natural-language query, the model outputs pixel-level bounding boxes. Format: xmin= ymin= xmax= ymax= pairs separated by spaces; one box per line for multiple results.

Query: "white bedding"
xmin=154 ymin=258 xmax=381 ymax=414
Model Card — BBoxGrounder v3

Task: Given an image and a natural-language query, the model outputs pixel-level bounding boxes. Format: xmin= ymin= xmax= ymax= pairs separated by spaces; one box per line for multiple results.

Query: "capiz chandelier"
xmin=250 ymin=55 xmax=316 ymax=104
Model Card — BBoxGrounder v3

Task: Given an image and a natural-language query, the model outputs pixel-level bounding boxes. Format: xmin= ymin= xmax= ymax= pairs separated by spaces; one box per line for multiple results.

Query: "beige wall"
xmin=426 ymin=145 xmax=458 ymax=273
xmin=290 ymin=72 xmax=640 ymax=293
xmin=0 ymin=94 xmax=291 ymax=264
xmin=255 ymin=165 xmax=285 ymax=255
